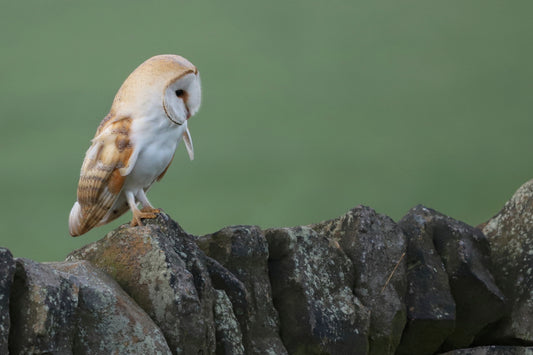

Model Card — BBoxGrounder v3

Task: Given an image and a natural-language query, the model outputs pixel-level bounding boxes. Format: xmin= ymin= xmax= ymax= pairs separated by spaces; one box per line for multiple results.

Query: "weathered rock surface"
xmin=440 ymin=346 xmax=533 ymax=355
xmin=8 ymin=258 xmax=170 ymax=354
xmin=198 ymin=226 xmax=287 ymax=354
xmin=0 ymin=248 xmax=15 ymax=354
xmin=397 ymin=207 xmax=456 ymax=355
xmin=266 ymin=226 xmax=370 ymax=355
xmin=9 ymin=258 xmax=79 ymax=354
xmin=426 ymin=208 xmax=505 ymax=349
xmin=51 ymin=261 xmax=171 ymax=354
xmin=68 ymin=213 xmax=216 ymax=354
xmin=213 ymin=289 xmax=245 ymax=355
xmin=312 ymin=206 xmax=407 ymax=355
xmin=480 ymin=179 xmax=533 ymax=344
xmin=207 ymin=257 xmax=252 ymax=354
xmin=398 ymin=205 xmax=505 ymax=353
xmin=3 ymin=178 xmax=533 ymax=355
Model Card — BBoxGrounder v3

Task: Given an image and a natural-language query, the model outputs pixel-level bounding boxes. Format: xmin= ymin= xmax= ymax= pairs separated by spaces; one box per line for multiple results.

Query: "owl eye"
xmin=175 ymin=89 xmax=185 ymax=98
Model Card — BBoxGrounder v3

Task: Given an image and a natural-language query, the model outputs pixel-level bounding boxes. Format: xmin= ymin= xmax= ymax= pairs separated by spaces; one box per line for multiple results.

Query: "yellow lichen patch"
xmin=91 ymin=233 xmax=157 ymax=313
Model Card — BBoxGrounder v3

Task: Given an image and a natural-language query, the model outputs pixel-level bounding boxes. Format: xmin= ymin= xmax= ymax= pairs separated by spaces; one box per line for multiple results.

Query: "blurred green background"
xmin=1 ymin=1 xmax=532 ymax=261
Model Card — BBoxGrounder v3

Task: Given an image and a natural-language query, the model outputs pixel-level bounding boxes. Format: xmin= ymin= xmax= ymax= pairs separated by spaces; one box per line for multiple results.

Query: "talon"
xmin=131 ymin=210 xmax=158 ymax=227
xmin=130 ymin=217 xmax=143 ymax=227
xmin=141 ymin=206 xmax=161 ymax=214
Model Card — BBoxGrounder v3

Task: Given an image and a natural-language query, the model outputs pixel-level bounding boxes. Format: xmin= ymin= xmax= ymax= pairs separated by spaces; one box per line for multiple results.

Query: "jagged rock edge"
xmin=3 ymin=185 xmax=533 ymax=354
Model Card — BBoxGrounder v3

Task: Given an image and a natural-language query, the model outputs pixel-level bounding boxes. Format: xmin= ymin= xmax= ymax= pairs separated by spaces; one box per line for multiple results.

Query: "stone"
xmin=9 ymin=258 xmax=78 ymax=354
xmin=213 ymin=289 xmax=245 ymax=355
xmin=9 ymin=258 xmax=169 ymax=354
xmin=312 ymin=206 xmax=407 ymax=355
xmin=480 ymin=179 xmax=533 ymax=343
xmin=68 ymin=212 xmax=216 ymax=354
xmin=266 ymin=226 xmax=370 ymax=355
xmin=50 ymin=261 xmax=171 ymax=354
xmin=423 ymin=208 xmax=505 ymax=349
xmin=396 ymin=207 xmax=456 ymax=355
xmin=204 ymin=255 xmax=249 ymax=326
xmin=0 ymin=248 xmax=15 ymax=354
xmin=439 ymin=345 xmax=533 ymax=355
xmin=6 ymin=199 xmax=533 ymax=353
xmin=198 ymin=225 xmax=287 ymax=355
xmin=399 ymin=206 xmax=505 ymax=352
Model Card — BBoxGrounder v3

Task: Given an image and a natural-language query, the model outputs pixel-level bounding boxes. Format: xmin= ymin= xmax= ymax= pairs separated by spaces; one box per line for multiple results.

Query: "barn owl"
xmin=69 ymin=54 xmax=201 ymax=236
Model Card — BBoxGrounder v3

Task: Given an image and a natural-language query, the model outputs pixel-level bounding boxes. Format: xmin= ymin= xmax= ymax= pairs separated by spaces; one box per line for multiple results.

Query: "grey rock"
xmin=198 ymin=226 xmax=287 ymax=355
xmin=399 ymin=206 xmax=505 ymax=352
xmin=6 ymin=198 xmax=533 ymax=354
xmin=204 ymin=255 xmax=249 ymax=325
xmin=440 ymin=345 xmax=533 ymax=355
xmin=9 ymin=258 xmax=169 ymax=354
xmin=9 ymin=258 xmax=78 ymax=354
xmin=0 ymin=248 xmax=15 ymax=354
xmin=50 ymin=261 xmax=171 ymax=354
xmin=68 ymin=212 xmax=216 ymax=354
xmin=312 ymin=206 xmax=407 ymax=355
xmin=397 ymin=207 xmax=456 ymax=355
xmin=213 ymin=289 xmax=245 ymax=355
xmin=423 ymin=208 xmax=504 ymax=348
xmin=480 ymin=180 xmax=533 ymax=343
xmin=266 ymin=226 xmax=370 ymax=355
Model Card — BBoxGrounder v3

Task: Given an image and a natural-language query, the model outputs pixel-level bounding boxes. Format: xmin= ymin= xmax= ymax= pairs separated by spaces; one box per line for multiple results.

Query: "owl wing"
xmin=69 ymin=115 xmax=137 ymax=236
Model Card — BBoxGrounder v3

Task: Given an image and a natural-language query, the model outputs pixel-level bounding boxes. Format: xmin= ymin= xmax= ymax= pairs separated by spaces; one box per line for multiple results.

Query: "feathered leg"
xmin=126 ymin=191 xmax=158 ymax=226
xmin=137 ymin=189 xmax=161 ymax=214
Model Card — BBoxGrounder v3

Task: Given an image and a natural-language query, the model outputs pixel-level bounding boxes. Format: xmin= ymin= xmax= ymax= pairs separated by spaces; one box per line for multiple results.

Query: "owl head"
xmin=110 ymin=54 xmax=201 ymax=125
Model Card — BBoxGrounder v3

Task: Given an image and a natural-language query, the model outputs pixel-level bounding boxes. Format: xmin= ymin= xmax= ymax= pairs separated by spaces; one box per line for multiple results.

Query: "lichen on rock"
xmin=8 ymin=258 xmax=170 ymax=354
xmin=0 ymin=248 xmax=15 ymax=354
xmin=266 ymin=225 xmax=370 ymax=355
xmin=312 ymin=206 xmax=408 ymax=355
xmin=2 ymin=181 xmax=533 ymax=354
xmin=480 ymin=179 xmax=533 ymax=344
xmin=198 ymin=225 xmax=287 ymax=354
xmin=67 ymin=212 xmax=216 ymax=354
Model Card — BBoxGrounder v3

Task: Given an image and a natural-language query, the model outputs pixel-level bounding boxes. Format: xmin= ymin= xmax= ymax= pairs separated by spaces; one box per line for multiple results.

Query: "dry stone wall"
xmin=3 ymin=180 xmax=533 ymax=354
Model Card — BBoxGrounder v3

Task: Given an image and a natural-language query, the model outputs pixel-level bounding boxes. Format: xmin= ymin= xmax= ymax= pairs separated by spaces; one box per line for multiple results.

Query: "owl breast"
xmin=125 ymin=118 xmax=187 ymax=190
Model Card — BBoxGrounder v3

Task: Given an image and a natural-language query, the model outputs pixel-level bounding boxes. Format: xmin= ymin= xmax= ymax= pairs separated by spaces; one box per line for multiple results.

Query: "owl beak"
xmin=183 ymin=127 xmax=194 ymax=160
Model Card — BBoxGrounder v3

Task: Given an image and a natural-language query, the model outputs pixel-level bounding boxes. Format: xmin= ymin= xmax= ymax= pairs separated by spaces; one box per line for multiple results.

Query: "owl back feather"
xmin=69 ymin=115 xmax=135 ymax=236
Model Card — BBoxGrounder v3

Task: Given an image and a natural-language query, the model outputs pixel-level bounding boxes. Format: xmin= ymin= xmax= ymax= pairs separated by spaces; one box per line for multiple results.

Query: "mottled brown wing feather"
xmin=75 ymin=116 xmax=134 ymax=234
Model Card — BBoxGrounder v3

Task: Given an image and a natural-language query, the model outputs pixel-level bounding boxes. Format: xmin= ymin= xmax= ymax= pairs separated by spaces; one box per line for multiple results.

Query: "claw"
xmin=141 ymin=206 xmax=161 ymax=214
xmin=130 ymin=209 xmax=159 ymax=227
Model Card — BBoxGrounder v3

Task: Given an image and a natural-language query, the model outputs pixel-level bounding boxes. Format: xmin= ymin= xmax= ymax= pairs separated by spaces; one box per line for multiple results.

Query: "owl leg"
xmin=126 ymin=191 xmax=158 ymax=227
xmin=137 ymin=189 xmax=161 ymax=214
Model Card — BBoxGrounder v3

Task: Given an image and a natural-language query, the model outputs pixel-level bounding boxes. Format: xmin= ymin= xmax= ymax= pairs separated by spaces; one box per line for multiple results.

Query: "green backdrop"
xmin=1 ymin=1 xmax=532 ymax=261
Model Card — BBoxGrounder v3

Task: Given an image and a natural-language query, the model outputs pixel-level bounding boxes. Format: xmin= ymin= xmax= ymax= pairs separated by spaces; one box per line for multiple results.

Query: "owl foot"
xmin=130 ymin=210 xmax=159 ymax=227
xmin=141 ymin=206 xmax=161 ymax=214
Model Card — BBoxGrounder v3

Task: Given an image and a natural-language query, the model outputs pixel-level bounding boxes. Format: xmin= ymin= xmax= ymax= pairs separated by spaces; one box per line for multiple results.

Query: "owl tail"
xmin=69 ymin=201 xmax=83 ymax=237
